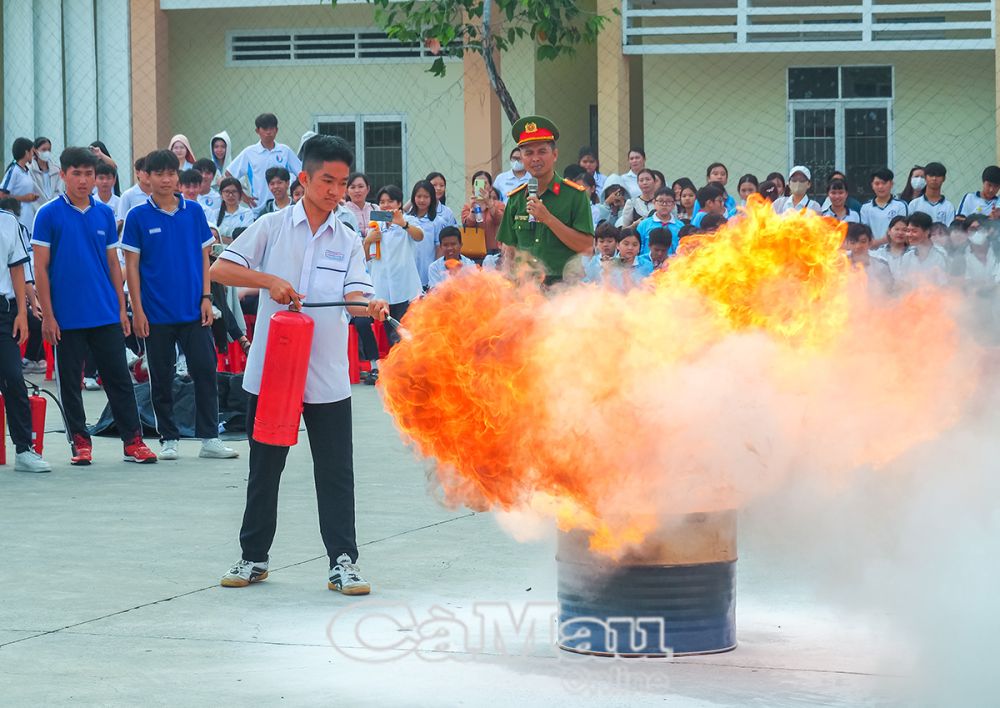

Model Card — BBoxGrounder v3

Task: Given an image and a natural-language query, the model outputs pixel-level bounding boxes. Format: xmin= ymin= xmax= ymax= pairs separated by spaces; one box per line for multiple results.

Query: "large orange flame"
xmin=379 ymin=196 xmax=977 ymax=555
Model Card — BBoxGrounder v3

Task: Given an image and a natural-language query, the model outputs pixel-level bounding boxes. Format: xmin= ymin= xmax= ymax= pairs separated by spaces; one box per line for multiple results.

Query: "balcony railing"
xmin=622 ymin=0 xmax=995 ymax=53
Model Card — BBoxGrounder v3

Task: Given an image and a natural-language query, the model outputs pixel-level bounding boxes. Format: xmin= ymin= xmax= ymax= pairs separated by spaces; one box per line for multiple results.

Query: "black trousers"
xmin=24 ymin=309 xmax=44 ymax=362
xmin=145 ymin=320 xmax=219 ymax=441
xmin=386 ymin=301 xmax=409 ymax=347
xmin=55 ymin=324 xmax=141 ymax=443
xmin=351 ymin=317 xmax=380 ymax=361
xmin=240 ymin=394 xmax=357 ymax=566
xmin=0 ymin=302 xmax=34 ymax=452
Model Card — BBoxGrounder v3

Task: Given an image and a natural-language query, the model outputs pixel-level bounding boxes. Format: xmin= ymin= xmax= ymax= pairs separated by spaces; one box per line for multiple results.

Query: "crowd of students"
xmin=5 ymin=112 xmax=1000 ymax=471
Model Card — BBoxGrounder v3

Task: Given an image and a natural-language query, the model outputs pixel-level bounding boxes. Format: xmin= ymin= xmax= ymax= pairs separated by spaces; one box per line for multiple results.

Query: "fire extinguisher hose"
xmin=298 ymin=301 xmax=404 ymax=331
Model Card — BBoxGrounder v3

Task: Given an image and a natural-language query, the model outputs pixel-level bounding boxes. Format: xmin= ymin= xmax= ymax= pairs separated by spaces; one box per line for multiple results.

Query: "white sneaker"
xmin=83 ymin=377 xmax=100 ymax=391
xmin=22 ymin=359 xmax=45 ymax=374
xmin=199 ymin=437 xmax=238 ymax=459
xmin=15 ymin=450 xmax=51 ymax=473
xmin=220 ymin=558 xmax=269 ymax=587
xmin=328 ymin=553 xmax=371 ymax=595
xmin=176 ymin=355 xmax=190 ymax=381
xmin=159 ymin=440 xmax=179 ymax=460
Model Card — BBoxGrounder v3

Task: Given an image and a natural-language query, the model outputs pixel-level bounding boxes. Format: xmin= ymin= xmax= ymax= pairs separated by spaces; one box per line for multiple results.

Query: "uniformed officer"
xmin=496 ymin=116 xmax=594 ymax=283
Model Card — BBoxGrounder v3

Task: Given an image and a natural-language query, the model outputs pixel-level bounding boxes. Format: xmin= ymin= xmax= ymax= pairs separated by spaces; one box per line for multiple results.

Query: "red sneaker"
xmin=123 ymin=436 xmax=157 ymax=464
xmin=70 ymin=434 xmax=92 ymax=466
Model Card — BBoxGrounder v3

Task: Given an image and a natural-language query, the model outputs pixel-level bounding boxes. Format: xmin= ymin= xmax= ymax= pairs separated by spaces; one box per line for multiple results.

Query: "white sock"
xmin=370 ymin=360 xmax=379 ymax=371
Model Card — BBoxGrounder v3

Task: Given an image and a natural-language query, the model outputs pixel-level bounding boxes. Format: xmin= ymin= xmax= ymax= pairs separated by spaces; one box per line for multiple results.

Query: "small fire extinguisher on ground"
xmin=29 ymin=390 xmax=46 ymax=455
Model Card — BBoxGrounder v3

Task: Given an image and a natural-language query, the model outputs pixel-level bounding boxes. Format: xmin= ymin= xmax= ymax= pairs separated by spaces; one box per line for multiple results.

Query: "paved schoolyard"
xmin=0 ymin=377 xmax=906 ymax=706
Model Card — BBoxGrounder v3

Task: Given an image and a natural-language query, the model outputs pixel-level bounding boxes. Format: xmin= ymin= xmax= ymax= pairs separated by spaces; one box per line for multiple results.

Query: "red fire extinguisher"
xmin=253 ymin=309 xmax=315 ymax=446
xmin=30 ymin=392 xmax=46 ymax=455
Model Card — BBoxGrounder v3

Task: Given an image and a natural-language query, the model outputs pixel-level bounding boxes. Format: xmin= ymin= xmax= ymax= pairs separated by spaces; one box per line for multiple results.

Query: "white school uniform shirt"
xmin=218 ymin=202 xmax=373 ymax=404
xmin=773 ymin=195 xmax=822 ymax=215
xmin=368 ymin=216 xmax=423 ymax=304
xmin=427 ymin=254 xmax=476 ymax=288
xmin=493 ymin=170 xmax=530 ymax=202
xmin=210 ymin=204 xmax=255 ymax=240
xmin=870 ymin=244 xmax=907 ymax=281
xmin=605 ymin=171 xmax=641 ymax=198
xmin=821 ymin=206 xmax=860 ymax=222
xmin=117 ymin=184 xmax=150 ymax=223
xmin=227 ymin=141 xmax=303 ymax=205
xmin=0 ymin=210 xmax=31 ymax=297
xmin=1 ymin=163 xmax=39 ymax=233
xmin=898 ymin=245 xmax=949 ymax=288
xmin=197 ymin=190 xmax=221 ymax=212
xmin=410 ymin=211 xmax=441 ymax=287
xmin=909 ymin=194 xmax=955 ymax=226
xmin=96 ymin=192 xmax=121 ymax=215
xmin=961 ymin=247 xmax=997 ymax=286
xmin=860 ymin=197 xmax=908 ymax=238
xmin=957 ymin=191 xmax=998 ymax=218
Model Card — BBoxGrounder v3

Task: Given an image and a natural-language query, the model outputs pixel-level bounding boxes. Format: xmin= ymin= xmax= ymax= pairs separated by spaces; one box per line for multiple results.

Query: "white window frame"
xmin=786 ymin=66 xmax=894 ymax=175
xmin=313 ymin=113 xmax=407 ymax=188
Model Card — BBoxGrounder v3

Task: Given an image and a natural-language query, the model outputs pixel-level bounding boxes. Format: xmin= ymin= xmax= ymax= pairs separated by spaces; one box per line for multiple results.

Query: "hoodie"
xmin=168 ymin=134 xmax=197 ymax=170
xmin=29 ymin=156 xmax=64 ymax=201
xmin=208 ymin=130 xmax=232 ymax=189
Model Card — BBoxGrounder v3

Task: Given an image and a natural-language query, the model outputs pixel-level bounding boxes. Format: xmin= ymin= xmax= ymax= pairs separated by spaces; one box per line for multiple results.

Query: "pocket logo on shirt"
xmin=325 ymin=250 xmax=345 ymax=261
xmin=149 ymin=227 xmax=162 ymax=234
xmin=97 ymin=230 xmax=106 ymax=236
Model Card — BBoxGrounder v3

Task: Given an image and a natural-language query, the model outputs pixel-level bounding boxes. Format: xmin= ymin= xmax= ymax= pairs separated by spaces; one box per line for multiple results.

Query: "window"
xmin=228 ymin=29 xmax=460 ymax=66
xmin=315 ymin=116 xmax=405 ymax=194
xmin=787 ymin=66 xmax=892 ymax=199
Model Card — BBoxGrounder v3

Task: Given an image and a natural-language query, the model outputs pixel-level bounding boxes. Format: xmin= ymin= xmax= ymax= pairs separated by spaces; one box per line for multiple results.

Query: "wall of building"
xmin=534 ymin=42 xmax=598 ymax=172
xmin=640 ymin=50 xmax=996 ymax=197
xmin=166 ymin=4 xmax=465 ymax=194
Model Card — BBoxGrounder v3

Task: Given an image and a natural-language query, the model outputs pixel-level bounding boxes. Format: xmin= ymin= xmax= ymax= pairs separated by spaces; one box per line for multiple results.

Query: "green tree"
xmin=329 ymin=0 xmax=612 ymax=124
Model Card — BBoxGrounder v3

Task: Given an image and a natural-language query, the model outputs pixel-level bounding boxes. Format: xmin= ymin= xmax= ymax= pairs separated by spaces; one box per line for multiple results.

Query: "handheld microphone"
xmin=527 ymin=177 xmax=538 ymax=225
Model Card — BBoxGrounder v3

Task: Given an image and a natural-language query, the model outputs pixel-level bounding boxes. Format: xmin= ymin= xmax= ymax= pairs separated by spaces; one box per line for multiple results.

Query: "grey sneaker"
xmin=328 ymin=554 xmax=371 ymax=595
xmin=83 ymin=377 xmax=100 ymax=391
xmin=22 ymin=359 xmax=45 ymax=375
xmin=14 ymin=450 xmax=51 ymax=473
xmin=199 ymin=438 xmax=238 ymax=459
xmin=221 ymin=559 xmax=269 ymax=587
xmin=159 ymin=440 xmax=179 ymax=460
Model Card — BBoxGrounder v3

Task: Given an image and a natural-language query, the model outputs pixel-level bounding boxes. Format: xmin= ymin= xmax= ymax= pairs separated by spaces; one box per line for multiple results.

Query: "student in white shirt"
xmin=211 ymin=134 xmax=389 ymax=595
xmin=616 ymin=168 xmax=656 ymax=227
xmin=226 ymin=113 xmax=302 ymax=207
xmin=363 ymin=184 xmax=424 ymax=345
xmin=736 ymin=174 xmax=759 ymax=207
xmin=424 ymin=172 xmax=458 ymax=227
xmin=407 ymin=180 xmax=443 ymax=288
xmin=254 ymin=167 xmax=293 ymax=218
xmin=427 ymin=226 xmax=476 ymax=288
xmin=860 ymin=168 xmax=909 ymax=242
xmin=116 ymin=156 xmax=152 ymax=230
xmin=773 ymin=165 xmax=822 ymax=215
xmin=94 ymin=163 xmax=120 ymax=213
xmin=208 ymin=131 xmax=232 ymax=190
xmin=955 ymin=216 xmax=996 ymax=291
xmin=212 ymin=177 xmax=254 ymax=241
xmin=168 ymin=134 xmax=197 ymax=171
xmin=898 ymin=211 xmax=948 ymax=289
xmin=29 ymin=137 xmax=63 ymax=202
xmin=492 ymin=147 xmax=530 ymax=202
xmin=845 ymin=222 xmax=892 ymax=297
xmin=604 ymin=147 xmax=646 ymax=198
xmin=577 ymin=146 xmax=606 ymax=194
xmin=192 ymin=158 xmax=221 ymax=212
xmin=0 ymin=138 xmax=41 ymax=234
xmin=957 ymin=165 xmax=1000 ymax=220
xmin=821 ymin=179 xmax=860 ymax=222
xmin=909 ymin=162 xmax=955 ymax=225
xmin=179 ymin=169 xmax=213 ymax=222
xmin=870 ymin=215 xmax=909 ymax=282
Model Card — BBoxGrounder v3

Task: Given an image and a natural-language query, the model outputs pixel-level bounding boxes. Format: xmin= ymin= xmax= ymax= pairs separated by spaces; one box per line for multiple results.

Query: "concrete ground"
xmin=1 ymin=377 xmax=907 ymax=706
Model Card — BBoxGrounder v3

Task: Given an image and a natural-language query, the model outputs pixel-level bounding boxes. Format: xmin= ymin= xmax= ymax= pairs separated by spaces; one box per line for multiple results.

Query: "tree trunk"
xmin=480 ymin=0 xmax=519 ymax=124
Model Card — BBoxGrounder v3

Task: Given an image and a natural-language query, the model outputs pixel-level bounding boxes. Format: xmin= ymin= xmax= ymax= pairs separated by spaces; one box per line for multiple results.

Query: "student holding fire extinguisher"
xmin=0 ymin=207 xmax=49 ymax=472
xmin=210 ymin=135 xmax=389 ymax=595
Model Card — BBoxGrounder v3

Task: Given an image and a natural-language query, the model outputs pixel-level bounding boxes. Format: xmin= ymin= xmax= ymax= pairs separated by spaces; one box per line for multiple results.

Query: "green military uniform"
xmin=495 ymin=115 xmax=594 ymax=280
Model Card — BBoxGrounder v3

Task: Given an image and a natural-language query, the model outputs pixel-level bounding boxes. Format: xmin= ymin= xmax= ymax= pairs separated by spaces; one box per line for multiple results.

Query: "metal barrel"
xmin=556 ymin=510 xmax=737 ymax=657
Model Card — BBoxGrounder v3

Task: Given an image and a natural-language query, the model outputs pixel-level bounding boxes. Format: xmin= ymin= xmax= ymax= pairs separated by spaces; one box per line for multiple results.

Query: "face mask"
xmin=511 ymin=160 xmax=524 ymax=172
xmin=38 ymin=150 xmax=52 ymax=162
xmin=789 ymin=181 xmax=808 ymax=197
xmin=968 ymin=231 xmax=988 ymax=247
xmin=910 ymin=176 xmax=927 ymax=191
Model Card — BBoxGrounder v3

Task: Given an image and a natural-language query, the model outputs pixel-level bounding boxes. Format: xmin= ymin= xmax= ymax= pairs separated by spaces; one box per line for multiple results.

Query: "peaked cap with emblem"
xmin=511 ymin=115 xmax=560 ymax=146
